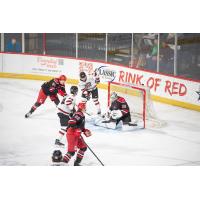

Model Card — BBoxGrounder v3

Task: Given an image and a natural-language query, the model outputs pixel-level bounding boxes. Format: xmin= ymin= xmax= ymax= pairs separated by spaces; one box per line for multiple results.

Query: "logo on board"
xmin=96 ymin=66 xmax=116 ymax=82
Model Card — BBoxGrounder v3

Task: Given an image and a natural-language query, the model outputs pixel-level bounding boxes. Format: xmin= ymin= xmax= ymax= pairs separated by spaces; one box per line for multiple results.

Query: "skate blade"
xmin=54 ymin=144 xmax=65 ymax=149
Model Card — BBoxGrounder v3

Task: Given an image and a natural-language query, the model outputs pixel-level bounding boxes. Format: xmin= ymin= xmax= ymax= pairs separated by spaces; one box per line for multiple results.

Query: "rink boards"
xmin=0 ymin=52 xmax=200 ymax=112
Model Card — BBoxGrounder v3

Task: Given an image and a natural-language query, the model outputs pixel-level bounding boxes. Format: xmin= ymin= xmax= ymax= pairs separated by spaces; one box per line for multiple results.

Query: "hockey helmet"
xmin=110 ymin=92 xmax=118 ymax=102
xmin=70 ymin=86 xmax=78 ymax=95
xmin=52 ymin=150 xmax=62 ymax=162
xmin=80 ymin=72 xmax=87 ymax=81
xmin=59 ymin=75 xmax=67 ymax=81
xmin=77 ymin=102 xmax=86 ymax=111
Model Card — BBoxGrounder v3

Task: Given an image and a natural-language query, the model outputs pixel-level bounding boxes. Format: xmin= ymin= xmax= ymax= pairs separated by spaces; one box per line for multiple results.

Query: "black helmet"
xmin=80 ymin=72 xmax=87 ymax=80
xmin=52 ymin=150 xmax=62 ymax=162
xmin=70 ymin=86 xmax=78 ymax=95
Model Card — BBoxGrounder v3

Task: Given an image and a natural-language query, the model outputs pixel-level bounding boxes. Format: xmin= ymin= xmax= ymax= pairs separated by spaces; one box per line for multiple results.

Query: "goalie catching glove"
xmin=110 ymin=110 xmax=123 ymax=120
xmin=102 ymin=110 xmax=122 ymax=120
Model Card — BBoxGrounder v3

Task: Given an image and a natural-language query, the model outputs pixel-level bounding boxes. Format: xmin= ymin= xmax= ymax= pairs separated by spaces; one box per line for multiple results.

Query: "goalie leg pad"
xmin=94 ymin=117 xmax=117 ymax=129
xmin=121 ymin=113 xmax=131 ymax=124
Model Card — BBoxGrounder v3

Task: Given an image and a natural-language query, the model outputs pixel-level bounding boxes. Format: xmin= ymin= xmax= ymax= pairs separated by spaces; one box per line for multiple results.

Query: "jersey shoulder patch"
xmin=76 ymin=111 xmax=84 ymax=117
xmin=117 ymin=97 xmax=125 ymax=103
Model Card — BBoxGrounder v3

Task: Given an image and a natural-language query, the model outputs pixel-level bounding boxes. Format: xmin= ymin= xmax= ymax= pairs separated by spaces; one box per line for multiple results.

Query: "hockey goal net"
xmin=107 ymin=82 xmax=166 ymax=128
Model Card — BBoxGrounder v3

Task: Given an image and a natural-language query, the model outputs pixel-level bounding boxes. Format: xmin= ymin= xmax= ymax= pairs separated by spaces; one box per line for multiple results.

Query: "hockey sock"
xmin=63 ymin=153 xmax=72 ymax=163
xmin=30 ymin=102 xmax=41 ymax=113
xmin=93 ymin=98 xmax=101 ymax=112
xmin=74 ymin=149 xmax=86 ymax=165
xmin=58 ymin=128 xmax=66 ymax=140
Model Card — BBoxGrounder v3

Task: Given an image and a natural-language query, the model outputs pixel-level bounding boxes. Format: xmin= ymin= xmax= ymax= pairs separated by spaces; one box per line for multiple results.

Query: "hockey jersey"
xmin=110 ymin=96 xmax=130 ymax=116
xmin=41 ymin=78 xmax=66 ymax=96
xmin=57 ymin=94 xmax=76 ymax=115
xmin=68 ymin=110 xmax=85 ymax=130
xmin=78 ymin=74 xmax=100 ymax=92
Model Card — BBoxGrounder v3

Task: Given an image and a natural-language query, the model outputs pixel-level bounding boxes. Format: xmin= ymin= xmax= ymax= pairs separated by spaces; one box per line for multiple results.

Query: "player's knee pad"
xmin=68 ymin=151 xmax=75 ymax=156
xmin=92 ymin=98 xmax=98 ymax=102
xmin=80 ymin=147 xmax=87 ymax=152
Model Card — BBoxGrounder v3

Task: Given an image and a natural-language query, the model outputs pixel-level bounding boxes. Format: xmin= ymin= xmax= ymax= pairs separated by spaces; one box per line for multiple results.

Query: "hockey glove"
xmin=95 ymin=77 xmax=100 ymax=84
xmin=83 ymin=91 xmax=90 ymax=101
xmin=83 ymin=129 xmax=92 ymax=137
xmin=58 ymin=89 xmax=66 ymax=97
xmin=69 ymin=112 xmax=73 ymax=118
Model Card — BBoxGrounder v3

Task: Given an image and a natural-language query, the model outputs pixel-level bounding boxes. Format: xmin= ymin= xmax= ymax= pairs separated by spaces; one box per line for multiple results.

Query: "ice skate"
xmin=25 ymin=111 xmax=32 ymax=118
xmin=55 ymin=139 xmax=65 ymax=146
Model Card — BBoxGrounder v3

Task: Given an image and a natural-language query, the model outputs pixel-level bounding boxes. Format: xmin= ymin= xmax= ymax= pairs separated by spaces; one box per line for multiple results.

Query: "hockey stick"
xmin=75 ymin=103 xmax=92 ymax=116
xmin=85 ymin=111 xmax=92 ymax=116
xmin=81 ymin=136 xmax=105 ymax=166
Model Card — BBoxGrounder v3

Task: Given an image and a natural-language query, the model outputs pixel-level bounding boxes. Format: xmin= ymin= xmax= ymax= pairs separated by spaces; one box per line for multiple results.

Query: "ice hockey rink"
xmin=0 ymin=78 xmax=200 ymax=166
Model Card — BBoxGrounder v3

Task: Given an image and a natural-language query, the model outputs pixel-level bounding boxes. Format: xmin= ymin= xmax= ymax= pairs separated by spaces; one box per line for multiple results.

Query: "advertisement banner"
xmin=1 ymin=53 xmax=200 ymax=108
xmin=77 ymin=60 xmax=200 ymax=107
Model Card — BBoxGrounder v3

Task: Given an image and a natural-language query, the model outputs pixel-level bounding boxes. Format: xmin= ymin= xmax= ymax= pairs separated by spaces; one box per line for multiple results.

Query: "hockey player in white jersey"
xmin=55 ymin=86 xmax=78 ymax=146
xmin=79 ymin=71 xmax=101 ymax=115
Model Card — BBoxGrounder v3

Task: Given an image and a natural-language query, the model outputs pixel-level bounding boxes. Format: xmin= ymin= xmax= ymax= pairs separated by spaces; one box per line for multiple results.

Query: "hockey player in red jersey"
xmin=62 ymin=102 xmax=92 ymax=166
xmin=25 ymin=75 xmax=67 ymax=118
xmin=105 ymin=92 xmax=132 ymax=125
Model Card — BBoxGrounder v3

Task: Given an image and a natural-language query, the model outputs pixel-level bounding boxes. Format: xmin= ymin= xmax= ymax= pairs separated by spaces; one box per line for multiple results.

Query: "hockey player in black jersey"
xmin=25 ymin=75 xmax=67 ymax=118
xmin=94 ymin=92 xmax=137 ymax=129
xmin=104 ymin=92 xmax=132 ymax=125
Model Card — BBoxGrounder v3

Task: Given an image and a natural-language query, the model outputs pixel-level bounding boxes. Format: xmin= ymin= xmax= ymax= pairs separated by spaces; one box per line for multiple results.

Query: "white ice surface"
xmin=0 ymin=78 xmax=200 ymax=166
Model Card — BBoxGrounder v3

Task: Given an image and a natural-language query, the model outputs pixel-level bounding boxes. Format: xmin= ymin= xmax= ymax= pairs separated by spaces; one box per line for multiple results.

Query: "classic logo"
xmin=97 ymin=66 xmax=116 ymax=82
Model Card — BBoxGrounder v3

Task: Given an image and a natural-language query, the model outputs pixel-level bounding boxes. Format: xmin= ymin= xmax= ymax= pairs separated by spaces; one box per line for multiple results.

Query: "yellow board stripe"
xmin=0 ymin=72 xmax=78 ymax=84
xmin=0 ymin=72 xmax=200 ymax=112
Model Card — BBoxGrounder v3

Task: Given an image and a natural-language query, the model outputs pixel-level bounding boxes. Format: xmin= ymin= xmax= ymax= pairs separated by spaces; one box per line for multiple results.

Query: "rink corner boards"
xmin=0 ymin=72 xmax=200 ymax=112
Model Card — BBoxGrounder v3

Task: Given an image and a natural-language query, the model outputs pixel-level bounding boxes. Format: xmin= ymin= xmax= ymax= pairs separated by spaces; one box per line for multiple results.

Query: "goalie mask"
xmin=110 ymin=92 xmax=118 ymax=102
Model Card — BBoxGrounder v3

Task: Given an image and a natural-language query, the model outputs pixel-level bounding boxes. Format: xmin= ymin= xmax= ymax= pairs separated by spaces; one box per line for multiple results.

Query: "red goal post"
xmin=107 ymin=81 xmax=147 ymax=128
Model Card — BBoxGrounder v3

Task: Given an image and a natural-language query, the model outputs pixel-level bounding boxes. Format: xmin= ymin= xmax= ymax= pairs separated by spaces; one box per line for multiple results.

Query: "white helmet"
xmin=110 ymin=92 xmax=118 ymax=102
